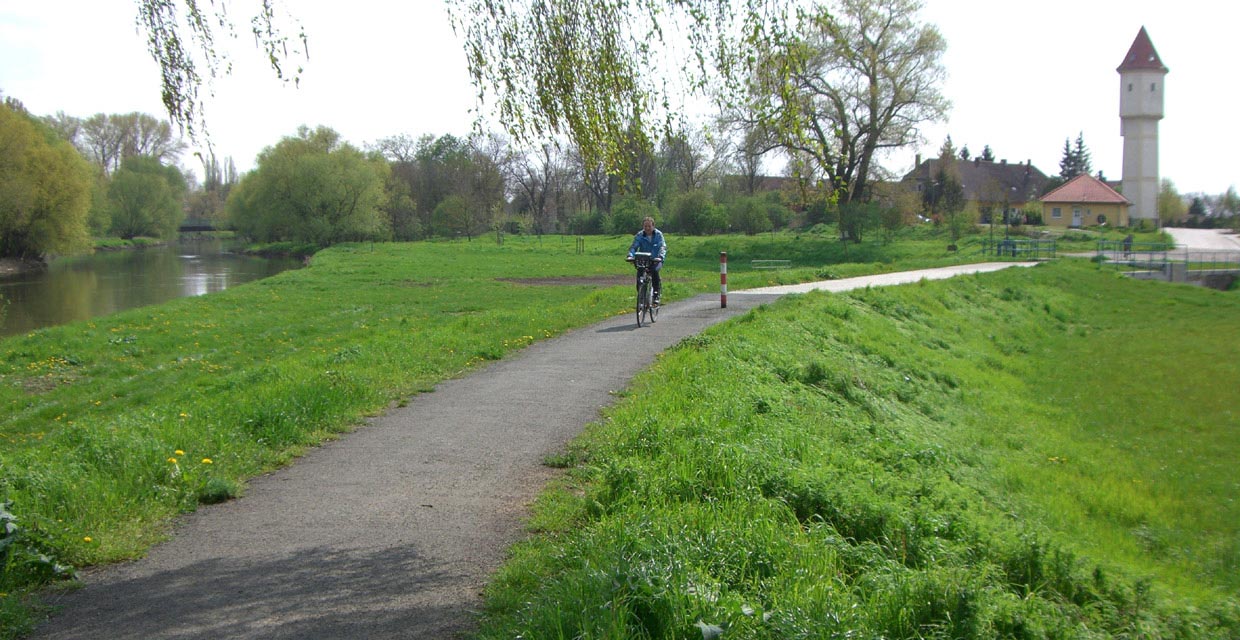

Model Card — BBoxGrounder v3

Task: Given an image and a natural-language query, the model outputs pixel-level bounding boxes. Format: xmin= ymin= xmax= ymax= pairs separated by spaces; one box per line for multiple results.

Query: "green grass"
xmin=1 ymin=228 xmax=1228 ymax=637
xmin=0 ymin=228 xmax=967 ymax=635
xmin=475 ymin=259 xmax=1239 ymax=639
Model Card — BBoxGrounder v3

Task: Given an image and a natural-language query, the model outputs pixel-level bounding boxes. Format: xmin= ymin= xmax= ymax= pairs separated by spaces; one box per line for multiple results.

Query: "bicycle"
xmin=628 ymin=251 xmax=659 ymax=327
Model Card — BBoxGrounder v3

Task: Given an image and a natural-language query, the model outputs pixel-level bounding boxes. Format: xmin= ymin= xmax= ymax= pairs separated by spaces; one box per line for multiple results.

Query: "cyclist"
xmin=626 ymin=216 xmax=666 ymax=304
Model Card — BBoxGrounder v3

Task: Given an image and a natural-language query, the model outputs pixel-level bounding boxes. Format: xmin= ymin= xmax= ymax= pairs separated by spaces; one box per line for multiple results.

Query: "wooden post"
xmin=720 ymin=251 xmax=728 ymax=308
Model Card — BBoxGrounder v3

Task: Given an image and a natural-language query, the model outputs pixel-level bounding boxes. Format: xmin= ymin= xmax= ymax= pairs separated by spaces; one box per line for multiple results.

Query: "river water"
xmin=0 ymin=239 xmax=301 ymax=338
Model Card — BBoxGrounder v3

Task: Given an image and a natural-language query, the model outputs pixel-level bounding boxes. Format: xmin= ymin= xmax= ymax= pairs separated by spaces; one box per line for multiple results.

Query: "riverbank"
xmin=0 ymin=257 xmax=45 ymax=278
xmin=0 ymin=238 xmax=169 ymax=279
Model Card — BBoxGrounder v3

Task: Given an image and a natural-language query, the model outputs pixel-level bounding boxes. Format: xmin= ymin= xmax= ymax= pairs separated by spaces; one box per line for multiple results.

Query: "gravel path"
xmin=29 ymin=263 xmax=1031 ymax=640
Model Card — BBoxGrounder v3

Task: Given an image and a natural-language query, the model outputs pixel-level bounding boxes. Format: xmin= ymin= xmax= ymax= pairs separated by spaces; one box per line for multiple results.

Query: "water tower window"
xmin=1128 ymin=83 xmax=1134 ymax=92
xmin=1150 ymin=83 xmax=1156 ymax=92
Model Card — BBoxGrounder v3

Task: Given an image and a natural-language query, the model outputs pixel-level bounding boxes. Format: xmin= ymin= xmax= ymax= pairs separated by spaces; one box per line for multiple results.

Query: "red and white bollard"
xmin=720 ymin=251 xmax=728 ymax=308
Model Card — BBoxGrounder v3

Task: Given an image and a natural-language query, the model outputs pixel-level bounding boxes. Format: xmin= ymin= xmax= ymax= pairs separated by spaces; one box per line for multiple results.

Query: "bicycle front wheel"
xmin=636 ymin=280 xmax=647 ymax=327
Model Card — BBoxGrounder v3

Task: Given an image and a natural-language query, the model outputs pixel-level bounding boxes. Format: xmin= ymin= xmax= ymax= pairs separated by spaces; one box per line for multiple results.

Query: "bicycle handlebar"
xmin=629 ymin=255 xmax=658 ymax=270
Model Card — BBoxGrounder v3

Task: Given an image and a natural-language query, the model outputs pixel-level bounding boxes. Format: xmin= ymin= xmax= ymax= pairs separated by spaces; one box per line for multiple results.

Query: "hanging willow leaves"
xmin=135 ymin=0 xmax=308 ymax=140
xmin=445 ymin=0 xmax=796 ymax=183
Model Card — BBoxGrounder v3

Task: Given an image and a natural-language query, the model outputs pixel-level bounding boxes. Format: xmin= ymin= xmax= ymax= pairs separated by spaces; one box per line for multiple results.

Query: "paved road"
xmin=1164 ymin=227 xmax=1240 ymax=252
xmin=30 ymin=263 xmax=1032 ymax=640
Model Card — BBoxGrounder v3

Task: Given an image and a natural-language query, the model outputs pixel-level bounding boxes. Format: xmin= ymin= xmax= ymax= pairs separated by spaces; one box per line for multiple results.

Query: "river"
xmin=0 ymin=239 xmax=301 ymax=338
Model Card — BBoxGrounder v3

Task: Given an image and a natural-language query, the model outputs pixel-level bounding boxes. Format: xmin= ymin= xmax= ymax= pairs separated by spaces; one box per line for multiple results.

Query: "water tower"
xmin=1117 ymin=27 xmax=1168 ymax=223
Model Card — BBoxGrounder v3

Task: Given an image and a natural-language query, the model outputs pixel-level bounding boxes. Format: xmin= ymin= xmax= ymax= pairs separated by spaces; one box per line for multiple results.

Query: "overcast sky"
xmin=1 ymin=0 xmax=1235 ymax=195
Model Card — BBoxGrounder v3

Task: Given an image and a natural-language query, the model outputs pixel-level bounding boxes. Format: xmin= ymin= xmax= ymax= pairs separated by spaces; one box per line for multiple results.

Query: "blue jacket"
xmin=628 ymin=229 xmax=667 ymax=262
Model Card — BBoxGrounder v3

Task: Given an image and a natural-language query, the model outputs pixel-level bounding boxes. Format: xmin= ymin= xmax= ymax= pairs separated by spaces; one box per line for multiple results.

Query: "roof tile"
xmin=1117 ymin=26 xmax=1168 ymax=73
xmin=1039 ymin=174 xmax=1130 ymax=204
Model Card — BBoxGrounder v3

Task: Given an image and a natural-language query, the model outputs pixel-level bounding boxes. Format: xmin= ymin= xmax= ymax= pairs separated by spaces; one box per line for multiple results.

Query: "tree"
xmin=1057 ymin=132 xmax=1092 ymax=180
xmin=227 ymin=126 xmax=389 ymax=245
xmin=607 ymin=194 xmax=658 ymax=235
xmin=508 ymin=143 xmax=569 ymax=235
xmin=660 ymin=129 xmax=720 ymax=196
xmin=469 ymin=133 xmax=512 ymax=240
xmin=39 ymin=111 xmax=83 ymax=148
xmin=73 ymin=112 xmax=185 ymax=175
xmin=745 ymin=0 xmax=949 ymax=205
xmin=432 ymin=195 xmax=471 ymax=239
xmin=371 ymin=134 xmax=423 ymax=239
xmin=727 ymin=123 xmax=775 ymax=197
xmin=838 ymin=201 xmax=880 ymax=242
xmin=446 ymin=0 xmax=792 ymax=182
xmin=958 ymin=145 xmax=970 ymax=160
xmin=370 ymin=133 xmax=420 ymax=164
xmin=400 ymin=134 xmax=496 ymax=237
xmin=0 ymin=103 xmax=93 ymax=259
xmin=922 ymin=136 xmax=964 ymax=223
xmin=980 ymin=145 xmax=994 ymax=162
xmin=187 ymin=151 xmax=239 ymax=222
xmin=1157 ymin=178 xmax=1186 ymax=225
xmin=671 ymin=190 xmax=727 ymax=235
xmin=879 ymin=190 xmax=917 ymax=242
xmin=728 ymin=196 xmax=773 ymax=235
xmin=1188 ymin=197 xmax=1207 ymax=219
xmin=1218 ymin=186 xmax=1240 ymax=219
xmin=107 ymin=156 xmax=187 ymax=239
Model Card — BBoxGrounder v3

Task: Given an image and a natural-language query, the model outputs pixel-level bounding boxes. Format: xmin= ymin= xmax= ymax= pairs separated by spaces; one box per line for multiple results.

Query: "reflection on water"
xmin=0 ymin=239 xmax=301 ymax=337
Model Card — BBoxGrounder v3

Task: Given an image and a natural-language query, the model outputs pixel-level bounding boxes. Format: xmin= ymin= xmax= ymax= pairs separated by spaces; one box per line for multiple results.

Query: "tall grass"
xmin=0 ymin=229 xmax=961 ymax=634
xmin=0 ymin=228 xmax=1205 ymax=635
xmin=476 ymin=259 xmax=1239 ymax=638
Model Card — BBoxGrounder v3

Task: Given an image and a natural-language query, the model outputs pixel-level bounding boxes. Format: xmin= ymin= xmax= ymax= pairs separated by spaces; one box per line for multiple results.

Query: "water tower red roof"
xmin=1117 ymin=26 xmax=1168 ymax=73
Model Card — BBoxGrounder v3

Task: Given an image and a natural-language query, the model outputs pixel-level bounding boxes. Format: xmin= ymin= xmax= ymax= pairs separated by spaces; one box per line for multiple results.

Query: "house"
xmin=1039 ymin=173 xmax=1131 ymax=227
xmin=902 ymin=156 xmax=1050 ymax=220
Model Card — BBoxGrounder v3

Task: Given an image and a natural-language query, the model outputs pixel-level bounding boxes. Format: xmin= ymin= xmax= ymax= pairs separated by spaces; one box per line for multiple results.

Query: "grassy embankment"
xmin=0 ymin=228 xmax=984 ymax=634
xmin=0 ymin=227 xmax=1186 ymax=635
xmin=475 ymin=259 xmax=1240 ymax=638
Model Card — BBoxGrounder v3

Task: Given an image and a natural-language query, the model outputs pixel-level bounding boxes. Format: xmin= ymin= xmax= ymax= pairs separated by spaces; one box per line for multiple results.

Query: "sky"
xmin=1 ymin=0 xmax=1236 ymax=195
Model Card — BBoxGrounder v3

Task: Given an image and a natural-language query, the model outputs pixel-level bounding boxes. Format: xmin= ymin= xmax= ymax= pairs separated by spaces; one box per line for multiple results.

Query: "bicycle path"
xmin=30 ymin=262 xmax=1033 ymax=640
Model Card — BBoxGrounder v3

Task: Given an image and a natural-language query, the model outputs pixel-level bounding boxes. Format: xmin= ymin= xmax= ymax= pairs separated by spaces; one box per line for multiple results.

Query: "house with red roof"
xmin=1039 ymin=173 xmax=1130 ymax=228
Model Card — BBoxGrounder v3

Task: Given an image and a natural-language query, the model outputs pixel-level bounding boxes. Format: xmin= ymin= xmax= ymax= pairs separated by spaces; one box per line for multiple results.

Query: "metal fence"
xmin=1095 ymin=241 xmax=1240 ymax=282
xmin=982 ymin=238 xmax=1057 ymax=260
xmin=1095 ymin=240 xmax=1173 ymax=270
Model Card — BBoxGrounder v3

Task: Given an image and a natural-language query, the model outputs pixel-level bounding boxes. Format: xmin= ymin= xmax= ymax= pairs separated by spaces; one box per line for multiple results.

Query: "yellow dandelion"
xmin=167 ymin=457 xmax=178 ymax=464
xmin=179 ymin=412 xmax=188 ymax=418
xmin=175 ymin=450 xmax=185 ymax=456
xmin=83 ymin=537 xmax=92 ymax=543
xmin=201 ymin=458 xmax=213 ymax=464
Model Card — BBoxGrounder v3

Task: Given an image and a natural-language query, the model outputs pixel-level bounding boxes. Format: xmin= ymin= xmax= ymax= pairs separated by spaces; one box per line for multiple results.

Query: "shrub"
xmin=669 ymin=191 xmax=726 ymax=235
xmin=727 ymin=197 xmax=773 ymax=235
xmin=607 ymin=195 xmax=659 ymax=235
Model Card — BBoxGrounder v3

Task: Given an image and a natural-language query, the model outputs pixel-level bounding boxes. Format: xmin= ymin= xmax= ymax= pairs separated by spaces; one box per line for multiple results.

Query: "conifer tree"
xmin=1058 ymin=132 xmax=1092 ymax=180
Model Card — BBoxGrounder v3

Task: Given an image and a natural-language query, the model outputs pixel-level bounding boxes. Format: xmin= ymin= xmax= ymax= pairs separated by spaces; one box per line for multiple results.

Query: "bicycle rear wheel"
xmin=643 ymin=285 xmax=657 ymax=324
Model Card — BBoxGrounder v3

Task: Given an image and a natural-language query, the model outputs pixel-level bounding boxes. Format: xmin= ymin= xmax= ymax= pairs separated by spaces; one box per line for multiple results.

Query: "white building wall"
xmin=1119 ymin=69 xmax=1165 ymax=222
xmin=1121 ymin=118 xmax=1160 ymax=220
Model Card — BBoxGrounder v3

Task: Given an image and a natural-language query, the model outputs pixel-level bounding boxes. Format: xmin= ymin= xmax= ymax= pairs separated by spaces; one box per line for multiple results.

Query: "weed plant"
xmin=477 ymin=259 xmax=1239 ymax=638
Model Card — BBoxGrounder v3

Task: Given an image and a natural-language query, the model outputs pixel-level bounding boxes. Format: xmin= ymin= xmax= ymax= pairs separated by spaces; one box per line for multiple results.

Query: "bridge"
xmin=179 ymin=218 xmax=221 ymax=233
